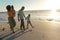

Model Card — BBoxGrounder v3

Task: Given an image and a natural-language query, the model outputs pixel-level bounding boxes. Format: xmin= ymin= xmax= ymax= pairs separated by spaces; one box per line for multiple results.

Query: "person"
xmin=11 ymin=5 xmax=15 ymax=17
xmin=18 ymin=6 xmax=25 ymax=31
xmin=25 ymin=14 xmax=34 ymax=29
xmin=6 ymin=5 xmax=16 ymax=33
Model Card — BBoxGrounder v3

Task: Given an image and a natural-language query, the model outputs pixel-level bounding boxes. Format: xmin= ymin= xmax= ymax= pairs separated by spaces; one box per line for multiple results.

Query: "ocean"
xmin=0 ymin=10 xmax=60 ymax=22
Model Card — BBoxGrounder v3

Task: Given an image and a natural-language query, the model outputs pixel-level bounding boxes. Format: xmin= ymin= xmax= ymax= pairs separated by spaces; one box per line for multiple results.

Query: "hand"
xmin=18 ymin=19 xmax=20 ymax=21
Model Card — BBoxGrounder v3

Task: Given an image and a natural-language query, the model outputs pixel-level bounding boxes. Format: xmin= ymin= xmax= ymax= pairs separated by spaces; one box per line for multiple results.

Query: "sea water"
xmin=0 ymin=10 xmax=60 ymax=22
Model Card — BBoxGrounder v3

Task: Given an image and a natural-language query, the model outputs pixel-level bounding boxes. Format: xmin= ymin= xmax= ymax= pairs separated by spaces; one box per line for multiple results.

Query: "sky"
xmin=0 ymin=0 xmax=60 ymax=12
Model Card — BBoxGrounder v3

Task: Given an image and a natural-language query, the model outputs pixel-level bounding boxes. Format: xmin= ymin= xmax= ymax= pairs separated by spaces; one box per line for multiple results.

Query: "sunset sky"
xmin=0 ymin=0 xmax=60 ymax=12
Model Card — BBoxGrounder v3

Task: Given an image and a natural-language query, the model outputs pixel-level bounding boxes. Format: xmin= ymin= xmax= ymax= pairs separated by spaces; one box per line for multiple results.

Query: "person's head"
xmin=28 ymin=14 xmax=30 ymax=17
xmin=20 ymin=6 xmax=25 ymax=11
xmin=6 ymin=5 xmax=11 ymax=11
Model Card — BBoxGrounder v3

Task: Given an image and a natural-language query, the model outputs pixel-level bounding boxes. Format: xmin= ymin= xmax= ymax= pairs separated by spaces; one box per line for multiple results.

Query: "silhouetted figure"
xmin=6 ymin=5 xmax=16 ymax=33
xmin=18 ymin=6 xmax=25 ymax=31
xmin=26 ymin=14 xmax=34 ymax=29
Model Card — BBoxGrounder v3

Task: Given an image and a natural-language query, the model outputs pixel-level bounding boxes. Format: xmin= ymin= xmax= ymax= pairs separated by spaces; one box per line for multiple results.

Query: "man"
xmin=18 ymin=6 xmax=25 ymax=31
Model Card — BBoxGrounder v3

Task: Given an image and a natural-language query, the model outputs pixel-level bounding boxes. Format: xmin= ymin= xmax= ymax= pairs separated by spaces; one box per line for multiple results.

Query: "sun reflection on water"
xmin=48 ymin=10 xmax=59 ymax=20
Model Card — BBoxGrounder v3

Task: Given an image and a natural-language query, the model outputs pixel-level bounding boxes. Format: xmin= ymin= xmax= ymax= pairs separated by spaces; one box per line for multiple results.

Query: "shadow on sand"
xmin=0 ymin=29 xmax=32 ymax=40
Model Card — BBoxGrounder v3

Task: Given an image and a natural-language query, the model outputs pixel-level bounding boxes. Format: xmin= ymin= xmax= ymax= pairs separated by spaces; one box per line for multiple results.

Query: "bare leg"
xmin=10 ymin=28 xmax=15 ymax=33
xmin=26 ymin=23 xmax=29 ymax=29
xmin=22 ymin=20 xmax=25 ymax=31
xmin=30 ymin=22 xmax=34 ymax=28
xmin=20 ymin=20 xmax=23 ymax=30
xmin=11 ymin=28 xmax=14 ymax=33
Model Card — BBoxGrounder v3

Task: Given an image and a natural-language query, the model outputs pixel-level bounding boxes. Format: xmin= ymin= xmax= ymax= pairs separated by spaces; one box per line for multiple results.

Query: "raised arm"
xmin=18 ymin=11 xmax=20 ymax=21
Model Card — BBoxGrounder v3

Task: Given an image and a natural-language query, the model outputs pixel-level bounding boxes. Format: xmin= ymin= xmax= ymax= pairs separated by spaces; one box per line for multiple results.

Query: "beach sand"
xmin=0 ymin=21 xmax=60 ymax=40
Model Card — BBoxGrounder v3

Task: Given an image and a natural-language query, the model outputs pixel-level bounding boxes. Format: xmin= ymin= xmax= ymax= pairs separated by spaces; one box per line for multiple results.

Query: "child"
xmin=26 ymin=14 xmax=33 ymax=29
xmin=11 ymin=5 xmax=15 ymax=17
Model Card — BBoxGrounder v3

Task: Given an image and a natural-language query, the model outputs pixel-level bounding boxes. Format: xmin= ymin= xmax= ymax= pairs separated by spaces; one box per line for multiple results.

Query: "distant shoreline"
xmin=0 ymin=10 xmax=51 ymax=13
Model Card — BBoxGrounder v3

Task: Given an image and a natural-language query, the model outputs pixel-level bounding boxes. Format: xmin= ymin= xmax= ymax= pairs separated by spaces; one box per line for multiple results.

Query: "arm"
xmin=23 ymin=12 xmax=25 ymax=18
xmin=23 ymin=13 xmax=26 ymax=20
xmin=13 ymin=10 xmax=16 ymax=17
xmin=18 ymin=11 xmax=20 ymax=21
xmin=11 ymin=10 xmax=15 ymax=17
xmin=14 ymin=10 xmax=16 ymax=17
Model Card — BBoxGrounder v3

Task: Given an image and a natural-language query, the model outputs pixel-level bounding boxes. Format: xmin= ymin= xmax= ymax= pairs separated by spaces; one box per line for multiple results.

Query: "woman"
xmin=6 ymin=5 xmax=16 ymax=33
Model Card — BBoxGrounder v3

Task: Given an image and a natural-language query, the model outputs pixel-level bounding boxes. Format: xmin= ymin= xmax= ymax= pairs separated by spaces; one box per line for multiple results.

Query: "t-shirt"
xmin=18 ymin=11 xmax=25 ymax=20
xmin=26 ymin=16 xmax=30 ymax=21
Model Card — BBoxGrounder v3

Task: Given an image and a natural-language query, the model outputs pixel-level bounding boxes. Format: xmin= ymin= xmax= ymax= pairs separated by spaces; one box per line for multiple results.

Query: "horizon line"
xmin=0 ymin=9 xmax=51 ymax=12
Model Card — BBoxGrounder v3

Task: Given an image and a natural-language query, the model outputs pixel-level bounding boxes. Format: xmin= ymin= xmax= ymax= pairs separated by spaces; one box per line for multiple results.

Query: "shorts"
xmin=8 ymin=17 xmax=16 ymax=29
xmin=27 ymin=21 xmax=31 ymax=24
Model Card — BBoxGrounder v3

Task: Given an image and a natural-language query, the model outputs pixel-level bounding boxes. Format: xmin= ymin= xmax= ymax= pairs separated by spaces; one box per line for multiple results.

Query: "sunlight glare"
xmin=48 ymin=10 xmax=59 ymax=19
